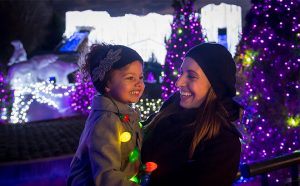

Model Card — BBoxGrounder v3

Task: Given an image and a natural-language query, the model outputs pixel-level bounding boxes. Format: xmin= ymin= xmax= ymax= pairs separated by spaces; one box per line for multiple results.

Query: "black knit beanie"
xmin=111 ymin=45 xmax=143 ymax=69
xmin=185 ymin=43 xmax=236 ymax=100
xmin=89 ymin=44 xmax=143 ymax=72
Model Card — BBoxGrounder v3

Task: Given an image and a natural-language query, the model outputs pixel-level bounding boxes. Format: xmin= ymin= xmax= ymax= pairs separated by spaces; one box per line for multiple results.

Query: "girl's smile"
xmin=106 ymin=61 xmax=145 ymax=104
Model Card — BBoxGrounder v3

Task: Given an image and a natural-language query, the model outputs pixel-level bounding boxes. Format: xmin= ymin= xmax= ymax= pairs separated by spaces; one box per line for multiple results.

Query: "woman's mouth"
xmin=180 ymin=90 xmax=192 ymax=96
xmin=179 ymin=90 xmax=193 ymax=103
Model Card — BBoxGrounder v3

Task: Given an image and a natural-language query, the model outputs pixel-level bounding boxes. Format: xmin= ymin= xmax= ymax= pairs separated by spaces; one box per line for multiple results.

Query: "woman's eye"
xmin=139 ymin=76 xmax=144 ymax=80
xmin=188 ymin=75 xmax=197 ymax=79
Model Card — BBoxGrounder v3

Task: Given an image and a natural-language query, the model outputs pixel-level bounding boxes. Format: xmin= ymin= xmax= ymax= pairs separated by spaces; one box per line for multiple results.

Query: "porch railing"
xmin=239 ymin=150 xmax=300 ymax=186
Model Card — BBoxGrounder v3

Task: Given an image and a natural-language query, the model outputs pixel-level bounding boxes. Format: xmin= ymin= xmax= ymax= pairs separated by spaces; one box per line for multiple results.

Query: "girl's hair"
xmin=144 ymin=88 xmax=230 ymax=159
xmin=79 ymin=44 xmax=111 ymax=94
xmin=79 ymin=43 xmax=143 ymax=94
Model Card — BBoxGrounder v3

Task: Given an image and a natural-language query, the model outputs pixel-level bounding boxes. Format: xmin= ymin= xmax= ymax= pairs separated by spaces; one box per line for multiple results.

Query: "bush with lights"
xmin=0 ymin=71 xmax=12 ymax=124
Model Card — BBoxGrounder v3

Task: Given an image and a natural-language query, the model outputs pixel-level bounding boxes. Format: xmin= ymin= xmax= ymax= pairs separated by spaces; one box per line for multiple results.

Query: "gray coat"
xmin=68 ymin=95 xmax=142 ymax=186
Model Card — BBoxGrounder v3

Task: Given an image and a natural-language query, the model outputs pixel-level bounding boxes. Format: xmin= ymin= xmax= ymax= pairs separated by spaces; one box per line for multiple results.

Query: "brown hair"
xmin=78 ymin=43 xmax=143 ymax=94
xmin=144 ymin=88 xmax=230 ymax=159
xmin=78 ymin=43 xmax=113 ymax=94
xmin=188 ymin=88 xmax=230 ymax=158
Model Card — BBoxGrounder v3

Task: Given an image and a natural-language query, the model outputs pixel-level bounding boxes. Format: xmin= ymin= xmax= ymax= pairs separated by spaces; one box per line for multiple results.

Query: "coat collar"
xmin=91 ymin=94 xmax=136 ymax=115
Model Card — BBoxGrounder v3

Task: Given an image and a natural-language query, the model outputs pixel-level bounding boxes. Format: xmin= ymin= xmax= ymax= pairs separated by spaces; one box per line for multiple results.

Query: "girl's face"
xmin=106 ymin=61 xmax=144 ymax=104
xmin=175 ymin=57 xmax=211 ymax=109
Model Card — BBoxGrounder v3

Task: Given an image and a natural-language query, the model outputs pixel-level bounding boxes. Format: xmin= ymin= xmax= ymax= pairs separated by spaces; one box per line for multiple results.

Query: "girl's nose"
xmin=135 ymin=78 xmax=144 ymax=87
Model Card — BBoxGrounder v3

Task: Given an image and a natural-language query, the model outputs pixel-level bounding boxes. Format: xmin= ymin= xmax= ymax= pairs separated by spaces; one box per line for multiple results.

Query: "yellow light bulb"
xmin=120 ymin=132 xmax=131 ymax=142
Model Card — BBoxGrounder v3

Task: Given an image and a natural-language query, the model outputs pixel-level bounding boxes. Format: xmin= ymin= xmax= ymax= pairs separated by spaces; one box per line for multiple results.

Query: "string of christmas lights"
xmin=70 ymin=72 xmax=96 ymax=114
xmin=0 ymin=72 xmax=12 ymax=123
xmin=133 ymin=99 xmax=163 ymax=120
xmin=10 ymin=82 xmax=75 ymax=123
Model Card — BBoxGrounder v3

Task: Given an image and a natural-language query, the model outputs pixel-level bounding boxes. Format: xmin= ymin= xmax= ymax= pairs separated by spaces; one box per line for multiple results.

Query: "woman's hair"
xmin=79 ymin=43 xmax=143 ymax=94
xmin=188 ymin=88 xmax=230 ymax=158
xmin=144 ymin=88 xmax=230 ymax=159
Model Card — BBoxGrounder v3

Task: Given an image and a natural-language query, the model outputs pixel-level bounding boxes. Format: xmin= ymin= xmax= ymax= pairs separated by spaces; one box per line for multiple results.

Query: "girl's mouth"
xmin=130 ymin=90 xmax=141 ymax=96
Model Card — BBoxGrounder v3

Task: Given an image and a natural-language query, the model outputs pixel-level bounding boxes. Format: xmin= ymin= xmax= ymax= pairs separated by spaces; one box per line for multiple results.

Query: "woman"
xmin=142 ymin=43 xmax=242 ymax=186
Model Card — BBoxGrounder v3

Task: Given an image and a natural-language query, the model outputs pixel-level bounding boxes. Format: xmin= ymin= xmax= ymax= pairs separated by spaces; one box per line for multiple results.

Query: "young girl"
xmin=68 ymin=43 xmax=145 ymax=186
xmin=142 ymin=43 xmax=242 ymax=186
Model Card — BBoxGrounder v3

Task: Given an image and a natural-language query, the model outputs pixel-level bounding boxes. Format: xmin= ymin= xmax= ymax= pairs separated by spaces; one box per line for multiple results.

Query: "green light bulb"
xmin=129 ymin=147 xmax=139 ymax=162
xmin=129 ymin=176 xmax=139 ymax=183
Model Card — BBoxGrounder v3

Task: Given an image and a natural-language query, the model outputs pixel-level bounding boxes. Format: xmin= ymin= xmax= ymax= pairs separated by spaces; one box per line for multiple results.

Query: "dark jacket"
xmin=141 ymin=94 xmax=241 ymax=186
xmin=68 ymin=95 xmax=142 ymax=186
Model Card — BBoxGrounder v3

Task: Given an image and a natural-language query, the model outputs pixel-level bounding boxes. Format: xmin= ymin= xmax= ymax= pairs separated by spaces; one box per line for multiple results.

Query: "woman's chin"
xmin=179 ymin=100 xmax=191 ymax=109
xmin=180 ymin=97 xmax=202 ymax=109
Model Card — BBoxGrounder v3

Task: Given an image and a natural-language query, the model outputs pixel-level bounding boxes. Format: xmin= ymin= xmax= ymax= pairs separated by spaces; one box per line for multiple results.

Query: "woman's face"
xmin=175 ymin=57 xmax=211 ymax=109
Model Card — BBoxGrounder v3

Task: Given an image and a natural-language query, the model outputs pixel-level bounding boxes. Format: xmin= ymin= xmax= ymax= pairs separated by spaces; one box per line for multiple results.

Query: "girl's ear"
xmin=105 ymin=86 xmax=110 ymax=93
xmin=105 ymin=80 xmax=112 ymax=93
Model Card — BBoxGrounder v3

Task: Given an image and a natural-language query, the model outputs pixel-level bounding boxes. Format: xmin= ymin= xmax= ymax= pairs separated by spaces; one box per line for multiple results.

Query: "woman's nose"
xmin=175 ymin=75 xmax=184 ymax=88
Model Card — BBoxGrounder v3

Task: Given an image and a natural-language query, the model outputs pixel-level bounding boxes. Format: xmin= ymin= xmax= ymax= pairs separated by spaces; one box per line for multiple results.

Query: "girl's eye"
xmin=126 ymin=76 xmax=135 ymax=80
xmin=139 ymin=76 xmax=144 ymax=80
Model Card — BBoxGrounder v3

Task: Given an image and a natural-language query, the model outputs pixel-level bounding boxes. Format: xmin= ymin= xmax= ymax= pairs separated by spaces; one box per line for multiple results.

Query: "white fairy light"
xmin=10 ymin=82 xmax=75 ymax=124
xmin=133 ymin=99 xmax=162 ymax=120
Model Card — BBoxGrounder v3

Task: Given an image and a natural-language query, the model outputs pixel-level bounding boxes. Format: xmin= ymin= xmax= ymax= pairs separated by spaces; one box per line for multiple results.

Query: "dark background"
xmin=0 ymin=0 xmax=251 ymax=71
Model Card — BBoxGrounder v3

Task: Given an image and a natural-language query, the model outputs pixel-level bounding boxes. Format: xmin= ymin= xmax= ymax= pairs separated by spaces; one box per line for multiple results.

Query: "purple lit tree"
xmin=70 ymin=72 xmax=96 ymax=115
xmin=235 ymin=0 xmax=300 ymax=183
xmin=162 ymin=0 xmax=205 ymax=99
xmin=0 ymin=71 xmax=12 ymax=124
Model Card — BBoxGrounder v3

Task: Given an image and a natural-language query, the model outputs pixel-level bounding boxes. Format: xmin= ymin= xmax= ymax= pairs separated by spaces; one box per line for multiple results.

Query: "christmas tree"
xmin=0 ymin=71 xmax=12 ymax=124
xmin=235 ymin=0 xmax=300 ymax=183
xmin=162 ymin=0 xmax=205 ymax=99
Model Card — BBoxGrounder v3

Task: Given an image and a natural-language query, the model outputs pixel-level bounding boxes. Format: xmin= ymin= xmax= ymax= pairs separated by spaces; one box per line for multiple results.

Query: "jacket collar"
xmin=91 ymin=94 xmax=136 ymax=115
